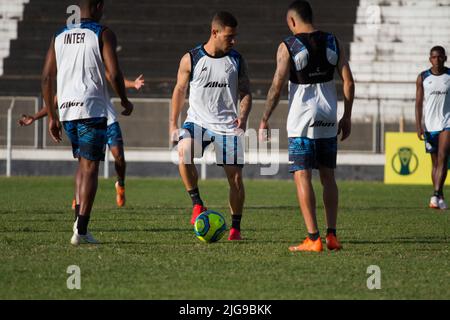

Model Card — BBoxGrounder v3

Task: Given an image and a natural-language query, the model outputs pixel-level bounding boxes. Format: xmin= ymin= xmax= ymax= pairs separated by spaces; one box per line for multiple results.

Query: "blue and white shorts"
xmin=424 ymin=129 xmax=450 ymax=154
xmin=288 ymin=136 xmax=337 ymax=172
xmin=63 ymin=117 xmax=107 ymax=161
xmin=106 ymin=122 xmax=124 ymax=148
xmin=179 ymin=122 xmax=244 ymax=167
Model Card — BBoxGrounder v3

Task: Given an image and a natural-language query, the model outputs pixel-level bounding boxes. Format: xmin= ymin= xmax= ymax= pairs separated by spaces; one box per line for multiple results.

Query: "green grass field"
xmin=0 ymin=177 xmax=449 ymax=300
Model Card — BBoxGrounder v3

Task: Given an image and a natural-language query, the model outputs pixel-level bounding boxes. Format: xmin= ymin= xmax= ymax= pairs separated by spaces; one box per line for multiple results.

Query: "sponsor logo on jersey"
xmin=309 ymin=67 xmax=328 ymax=77
xmin=225 ymin=62 xmax=234 ymax=74
xmin=204 ymin=81 xmax=230 ymax=88
xmin=430 ymin=90 xmax=448 ymax=95
xmin=60 ymin=101 xmax=84 ymax=109
xmin=201 ymin=67 xmax=208 ymax=73
xmin=309 ymin=120 xmax=335 ymax=128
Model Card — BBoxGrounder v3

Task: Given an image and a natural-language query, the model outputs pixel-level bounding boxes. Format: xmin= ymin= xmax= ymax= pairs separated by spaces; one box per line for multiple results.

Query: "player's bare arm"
xmin=415 ymin=73 xmax=425 ymax=140
xmin=41 ymin=36 xmax=61 ymax=143
xmin=236 ymin=57 xmax=252 ymax=131
xmin=19 ymin=105 xmax=48 ymax=126
xmin=170 ymin=53 xmax=191 ymax=143
xmin=19 ymin=95 xmax=57 ymax=126
xmin=259 ymin=43 xmax=290 ymax=140
xmin=336 ymin=39 xmax=355 ymax=142
xmin=124 ymin=74 xmax=145 ymax=90
xmin=102 ymin=28 xmax=133 ymax=116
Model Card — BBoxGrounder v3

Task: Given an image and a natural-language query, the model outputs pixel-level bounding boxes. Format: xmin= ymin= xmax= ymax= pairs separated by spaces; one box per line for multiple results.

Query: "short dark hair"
xmin=212 ymin=11 xmax=238 ymax=28
xmin=288 ymin=0 xmax=313 ymax=24
xmin=430 ymin=46 xmax=446 ymax=56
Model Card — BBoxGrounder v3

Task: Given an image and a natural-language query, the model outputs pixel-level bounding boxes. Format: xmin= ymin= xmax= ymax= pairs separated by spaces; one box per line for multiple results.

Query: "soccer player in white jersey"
xmin=19 ymin=75 xmax=144 ymax=209
xmin=416 ymin=46 xmax=450 ymax=210
xmin=41 ymin=0 xmax=134 ymax=245
xmin=259 ymin=1 xmax=355 ymax=252
xmin=170 ymin=12 xmax=252 ymax=241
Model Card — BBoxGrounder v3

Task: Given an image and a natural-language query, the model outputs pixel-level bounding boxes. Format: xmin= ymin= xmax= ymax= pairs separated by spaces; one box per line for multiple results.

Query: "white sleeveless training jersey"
xmin=284 ymin=32 xmax=339 ymax=139
xmin=185 ymin=45 xmax=241 ymax=135
xmin=54 ymin=21 xmax=110 ymax=122
xmin=422 ymin=68 xmax=450 ymax=132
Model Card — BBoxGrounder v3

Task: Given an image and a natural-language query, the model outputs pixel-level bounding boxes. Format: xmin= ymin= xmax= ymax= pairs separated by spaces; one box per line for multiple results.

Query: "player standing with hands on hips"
xmin=170 ymin=12 xmax=252 ymax=241
xmin=41 ymin=0 xmax=133 ymax=245
xmin=259 ymin=1 xmax=355 ymax=252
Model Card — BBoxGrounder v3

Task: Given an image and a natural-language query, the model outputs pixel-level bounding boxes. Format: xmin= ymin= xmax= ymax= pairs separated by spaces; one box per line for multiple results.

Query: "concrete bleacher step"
xmin=350 ymin=42 xmax=450 ymax=62
xmin=0 ymin=0 xmax=357 ymax=97
xmin=352 ymin=98 xmax=416 ymax=121
xmin=351 ymin=61 xmax=432 ymax=75
xmin=355 ymin=82 xmax=416 ymax=100
xmin=359 ymin=0 xmax=450 ymax=6
xmin=353 ymin=24 xmax=450 ymax=43
xmin=356 ymin=5 xmax=450 ymax=18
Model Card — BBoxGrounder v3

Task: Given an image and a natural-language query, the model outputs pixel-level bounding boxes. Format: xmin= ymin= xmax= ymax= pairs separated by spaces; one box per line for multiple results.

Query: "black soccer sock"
xmin=117 ymin=179 xmax=125 ymax=187
xmin=77 ymin=215 xmax=90 ymax=235
xmin=326 ymin=228 xmax=337 ymax=236
xmin=308 ymin=232 xmax=320 ymax=241
xmin=231 ymin=215 xmax=242 ymax=231
xmin=188 ymin=188 xmax=204 ymax=206
xmin=74 ymin=205 xmax=80 ymax=222
xmin=434 ymin=190 xmax=443 ymax=198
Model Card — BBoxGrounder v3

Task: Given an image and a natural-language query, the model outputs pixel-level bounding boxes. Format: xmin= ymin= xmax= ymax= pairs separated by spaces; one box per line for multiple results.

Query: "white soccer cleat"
xmin=429 ymin=196 xmax=439 ymax=209
xmin=70 ymin=230 xmax=99 ymax=245
xmin=438 ymin=198 xmax=448 ymax=210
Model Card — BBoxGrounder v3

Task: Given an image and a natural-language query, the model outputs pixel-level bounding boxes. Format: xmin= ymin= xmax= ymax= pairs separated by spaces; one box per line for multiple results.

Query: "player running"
xmin=170 ymin=11 xmax=252 ymax=241
xmin=41 ymin=0 xmax=133 ymax=245
xmin=259 ymin=1 xmax=355 ymax=252
xmin=19 ymin=75 xmax=144 ymax=209
xmin=415 ymin=46 xmax=450 ymax=210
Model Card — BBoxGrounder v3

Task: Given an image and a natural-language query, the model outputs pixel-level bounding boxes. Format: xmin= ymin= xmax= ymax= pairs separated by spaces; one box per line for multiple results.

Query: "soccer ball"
xmin=194 ymin=210 xmax=227 ymax=243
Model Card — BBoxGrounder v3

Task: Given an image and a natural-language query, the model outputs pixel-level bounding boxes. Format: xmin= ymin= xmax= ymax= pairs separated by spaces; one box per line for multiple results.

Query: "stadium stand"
xmin=0 ymin=0 xmax=29 ymax=76
xmin=0 ymin=0 xmax=356 ymax=98
xmin=4 ymin=0 xmax=449 ymax=178
xmin=0 ymin=0 xmax=359 ymax=151
xmin=349 ymin=0 xmax=450 ymax=122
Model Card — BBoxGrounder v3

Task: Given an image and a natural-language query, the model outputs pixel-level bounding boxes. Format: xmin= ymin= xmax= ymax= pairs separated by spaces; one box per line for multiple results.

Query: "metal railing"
xmin=1 ymin=96 xmax=39 ymax=177
xmin=2 ymin=96 xmax=415 ymax=177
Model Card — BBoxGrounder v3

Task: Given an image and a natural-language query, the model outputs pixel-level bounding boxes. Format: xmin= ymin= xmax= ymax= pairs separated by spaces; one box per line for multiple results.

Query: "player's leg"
xmin=223 ymin=165 xmax=245 ymax=240
xmin=106 ymin=122 xmax=126 ymax=207
xmin=62 ymin=120 xmax=81 ymax=219
xmin=78 ymin=157 xmax=100 ymax=218
xmin=425 ymin=131 xmax=440 ymax=208
xmin=287 ymin=138 xmax=322 ymax=252
xmin=317 ymin=137 xmax=341 ymax=250
xmin=434 ymin=130 xmax=450 ymax=209
xmin=214 ymin=133 xmax=245 ymax=240
xmin=319 ymin=167 xmax=342 ymax=250
xmin=70 ymin=117 xmax=107 ymax=245
xmin=430 ymin=152 xmax=439 ymax=208
xmin=74 ymin=162 xmax=81 ymax=221
xmin=178 ymin=122 xmax=209 ymax=223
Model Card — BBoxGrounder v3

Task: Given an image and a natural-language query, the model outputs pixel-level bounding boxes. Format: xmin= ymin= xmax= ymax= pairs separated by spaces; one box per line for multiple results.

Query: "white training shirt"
xmin=422 ymin=68 xmax=450 ymax=132
xmin=284 ymin=32 xmax=339 ymax=139
xmin=54 ymin=20 xmax=110 ymax=122
xmin=185 ymin=45 xmax=241 ymax=135
xmin=287 ymin=81 xmax=338 ymax=138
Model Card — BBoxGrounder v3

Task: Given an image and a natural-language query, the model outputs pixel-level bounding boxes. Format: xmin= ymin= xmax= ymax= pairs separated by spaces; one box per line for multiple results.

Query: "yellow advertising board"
xmin=384 ymin=132 xmax=449 ymax=185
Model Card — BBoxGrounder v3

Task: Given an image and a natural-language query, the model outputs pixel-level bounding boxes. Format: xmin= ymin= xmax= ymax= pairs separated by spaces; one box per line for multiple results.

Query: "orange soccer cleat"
xmin=326 ymin=234 xmax=343 ymax=251
xmin=71 ymin=199 xmax=76 ymax=210
xmin=191 ymin=204 xmax=207 ymax=225
xmin=115 ymin=181 xmax=126 ymax=207
xmin=289 ymin=237 xmax=323 ymax=252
